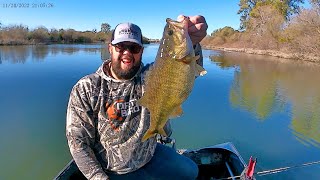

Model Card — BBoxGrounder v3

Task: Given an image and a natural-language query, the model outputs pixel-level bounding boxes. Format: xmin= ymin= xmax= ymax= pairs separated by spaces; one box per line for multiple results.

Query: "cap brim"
xmin=111 ymin=38 xmax=142 ymax=46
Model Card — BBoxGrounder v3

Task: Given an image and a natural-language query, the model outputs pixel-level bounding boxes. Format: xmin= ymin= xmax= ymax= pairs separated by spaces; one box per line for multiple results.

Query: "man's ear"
xmin=108 ymin=43 xmax=113 ymax=54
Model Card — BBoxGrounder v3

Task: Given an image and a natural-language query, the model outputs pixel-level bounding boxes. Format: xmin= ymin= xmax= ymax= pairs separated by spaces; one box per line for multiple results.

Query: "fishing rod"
xmin=256 ymin=160 xmax=320 ymax=177
xmin=218 ymin=159 xmax=320 ymax=180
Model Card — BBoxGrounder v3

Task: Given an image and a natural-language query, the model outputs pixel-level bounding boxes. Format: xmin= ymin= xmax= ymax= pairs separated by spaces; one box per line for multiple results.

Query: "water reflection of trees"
xmin=210 ymin=52 xmax=320 ymax=146
xmin=0 ymin=44 xmax=109 ymax=64
xmin=0 ymin=46 xmax=30 ymax=64
xmin=31 ymin=45 xmax=49 ymax=61
xmin=211 ymin=53 xmax=286 ymax=120
xmin=278 ymin=64 xmax=320 ymax=147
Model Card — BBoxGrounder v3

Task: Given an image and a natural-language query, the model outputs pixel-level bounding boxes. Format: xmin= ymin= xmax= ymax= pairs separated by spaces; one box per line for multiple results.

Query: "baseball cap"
xmin=111 ymin=22 xmax=143 ymax=46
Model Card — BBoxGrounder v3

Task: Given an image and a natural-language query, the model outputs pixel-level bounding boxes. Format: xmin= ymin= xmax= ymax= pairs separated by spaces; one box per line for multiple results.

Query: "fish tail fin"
xmin=142 ymin=128 xmax=167 ymax=142
xmin=142 ymin=129 xmax=156 ymax=142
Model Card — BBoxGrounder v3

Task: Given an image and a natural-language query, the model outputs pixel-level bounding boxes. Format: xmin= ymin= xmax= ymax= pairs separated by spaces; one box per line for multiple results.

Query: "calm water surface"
xmin=0 ymin=44 xmax=319 ymax=179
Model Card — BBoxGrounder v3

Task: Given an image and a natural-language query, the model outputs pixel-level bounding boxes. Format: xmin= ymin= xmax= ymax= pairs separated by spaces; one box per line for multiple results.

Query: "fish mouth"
xmin=166 ymin=18 xmax=188 ymax=28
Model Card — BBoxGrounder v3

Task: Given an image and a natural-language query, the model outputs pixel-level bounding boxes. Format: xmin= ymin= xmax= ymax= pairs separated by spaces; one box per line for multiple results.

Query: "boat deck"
xmin=55 ymin=142 xmax=248 ymax=180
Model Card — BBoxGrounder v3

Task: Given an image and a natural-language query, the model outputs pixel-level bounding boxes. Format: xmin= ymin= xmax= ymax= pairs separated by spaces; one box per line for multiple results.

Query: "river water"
xmin=0 ymin=44 xmax=319 ymax=179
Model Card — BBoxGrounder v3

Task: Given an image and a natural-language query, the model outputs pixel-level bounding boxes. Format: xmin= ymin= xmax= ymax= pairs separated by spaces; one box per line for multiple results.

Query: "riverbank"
xmin=203 ymin=45 xmax=320 ymax=63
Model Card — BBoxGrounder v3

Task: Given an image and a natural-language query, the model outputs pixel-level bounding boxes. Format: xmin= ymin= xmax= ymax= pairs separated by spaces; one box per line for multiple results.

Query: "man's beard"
xmin=110 ymin=56 xmax=141 ymax=80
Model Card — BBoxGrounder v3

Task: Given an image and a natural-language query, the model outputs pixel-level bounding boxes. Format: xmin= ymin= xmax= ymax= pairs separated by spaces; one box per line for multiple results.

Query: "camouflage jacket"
xmin=66 ymin=44 xmax=202 ymax=179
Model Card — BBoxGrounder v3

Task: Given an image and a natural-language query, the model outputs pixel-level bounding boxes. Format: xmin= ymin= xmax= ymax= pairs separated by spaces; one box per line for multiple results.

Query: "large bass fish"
xmin=138 ymin=17 xmax=206 ymax=142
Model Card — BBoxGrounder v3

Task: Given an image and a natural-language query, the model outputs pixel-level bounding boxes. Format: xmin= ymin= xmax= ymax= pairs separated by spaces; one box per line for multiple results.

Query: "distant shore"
xmin=0 ymin=41 xmax=105 ymax=46
xmin=203 ymin=45 xmax=320 ymax=63
xmin=0 ymin=40 xmax=154 ymax=46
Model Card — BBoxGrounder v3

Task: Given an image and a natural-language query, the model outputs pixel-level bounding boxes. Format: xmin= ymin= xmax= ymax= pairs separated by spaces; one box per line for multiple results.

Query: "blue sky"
xmin=1 ymin=0 xmax=243 ymax=38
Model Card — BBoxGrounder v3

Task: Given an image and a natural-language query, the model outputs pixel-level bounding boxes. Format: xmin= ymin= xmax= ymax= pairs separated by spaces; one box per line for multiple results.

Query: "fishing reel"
xmin=156 ymin=134 xmax=176 ymax=150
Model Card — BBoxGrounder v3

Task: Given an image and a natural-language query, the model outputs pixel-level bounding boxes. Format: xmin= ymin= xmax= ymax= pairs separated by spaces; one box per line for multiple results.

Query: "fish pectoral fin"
xmin=142 ymin=128 xmax=167 ymax=142
xmin=195 ymin=64 xmax=207 ymax=77
xmin=137 ymin=96 xmax=148 ymax=107
xmin=187 ymin=55 xmax=200 ymax=63
xmin=177 ymin=55 xmax=200 ymax=64
xmin=193 ymin=55 xmax=201 ymax=61
xmin=170 ymin=106 xmax=183 ymax=118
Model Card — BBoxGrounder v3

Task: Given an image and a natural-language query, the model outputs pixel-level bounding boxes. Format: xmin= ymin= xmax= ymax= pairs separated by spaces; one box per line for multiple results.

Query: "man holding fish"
xmin=66 ymin=15 xmax=208 ymax=179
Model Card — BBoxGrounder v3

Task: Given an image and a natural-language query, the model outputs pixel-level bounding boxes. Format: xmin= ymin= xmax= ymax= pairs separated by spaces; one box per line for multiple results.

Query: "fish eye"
xmin=168 ymin=30 xmax=173 ymax=36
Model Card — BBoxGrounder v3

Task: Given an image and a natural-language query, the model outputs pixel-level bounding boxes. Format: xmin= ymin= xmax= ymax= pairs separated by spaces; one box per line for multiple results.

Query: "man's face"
xmin=108 ymin=41 xmax=143 ymax=80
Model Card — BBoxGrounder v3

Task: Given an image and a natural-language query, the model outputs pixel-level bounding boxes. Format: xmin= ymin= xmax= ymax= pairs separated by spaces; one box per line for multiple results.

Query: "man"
xmin=66 ymin=15 xmax=208 ymax=180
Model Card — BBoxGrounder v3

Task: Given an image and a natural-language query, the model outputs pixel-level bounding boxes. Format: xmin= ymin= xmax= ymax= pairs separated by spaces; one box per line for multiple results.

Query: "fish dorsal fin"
xmin=195 ymin=64 xmax=207 ymax=77
xmin=170 ymin=105 xmax=183 ymax=118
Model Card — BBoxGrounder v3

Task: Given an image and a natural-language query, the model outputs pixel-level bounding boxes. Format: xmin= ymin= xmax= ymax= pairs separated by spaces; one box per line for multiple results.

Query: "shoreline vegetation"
xmin=1 ymin=1 xmax=319 ymax=63
xmin=200 ymin=1 xmax=320 ymax=63
xmin=0 ymin=22 xmax=156 ymax=46
xmin=203 ymin=46 xmax=320 ymax=63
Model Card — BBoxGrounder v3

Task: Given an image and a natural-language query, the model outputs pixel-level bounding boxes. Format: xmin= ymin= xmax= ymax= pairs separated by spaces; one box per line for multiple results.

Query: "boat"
xmin=54 ymin=142 xmax=251 ymax=180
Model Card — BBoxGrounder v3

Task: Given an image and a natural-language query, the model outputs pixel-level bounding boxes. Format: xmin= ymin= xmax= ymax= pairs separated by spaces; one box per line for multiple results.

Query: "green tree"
xmin=238 ymin=0 xmax=304 ymax=30
xmin=63 ymin=29 xmax=76 ymax=43
xmin=49 ymin=28 xmax=60 ymax=42
xmin=211 ymin=26 xmax=236 ymax=37
xmin=247 ymin=3 xmax=285 ymax=47
xmin=101 ymin=23 xmax=111 ymax=33
xmin=238 ymin=0 xmax=256 ymax=30
xmin=207 ymin=26 xmax=239 ymax=46
xmin=142 ymin=36 xmax=150 ymax=44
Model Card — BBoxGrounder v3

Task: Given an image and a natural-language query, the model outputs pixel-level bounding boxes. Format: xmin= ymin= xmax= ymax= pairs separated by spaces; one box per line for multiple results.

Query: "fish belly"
xmin=140 ymin=57 xmax=196 ymax=141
